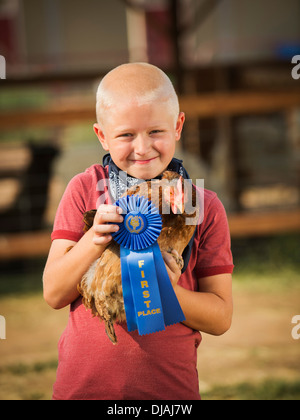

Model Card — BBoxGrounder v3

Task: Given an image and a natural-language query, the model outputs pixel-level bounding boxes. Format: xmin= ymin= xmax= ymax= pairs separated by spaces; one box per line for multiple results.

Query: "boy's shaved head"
xmin=96 ymin=63 xmax=180 ymax=126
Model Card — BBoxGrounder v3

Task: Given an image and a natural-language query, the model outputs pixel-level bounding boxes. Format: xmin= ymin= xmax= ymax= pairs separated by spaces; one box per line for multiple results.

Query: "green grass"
xmin=0 ymin=258 xmax=46 ymax=297
xmin=2 ymin=357 xmax=299 ymax=400
xmin=0 ymin=360 xmax=58 ymax=376
xmin=232 ymin=233 xmax=300 ymax=270
xmin=0 ymin=87 xmax=50 ymax=112
xmin=0 ymin=360 xmax=58 ymax=400
xmin=204 ymin=379 xmax=300 ymax=400
xmin=231 ymin=233 xmax=300 ymax=288
xmin=2 ymin=358 xmax=299 ymax=400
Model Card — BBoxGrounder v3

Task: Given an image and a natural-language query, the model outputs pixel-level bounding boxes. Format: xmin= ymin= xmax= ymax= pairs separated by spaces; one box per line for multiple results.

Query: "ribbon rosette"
xmin=112 ymin=195 xmax=185 ymax=336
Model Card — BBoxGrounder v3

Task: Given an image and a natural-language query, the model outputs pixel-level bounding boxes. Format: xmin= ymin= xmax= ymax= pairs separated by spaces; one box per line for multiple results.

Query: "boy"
xmin=43 ymin=63 xmax=234 ymax=400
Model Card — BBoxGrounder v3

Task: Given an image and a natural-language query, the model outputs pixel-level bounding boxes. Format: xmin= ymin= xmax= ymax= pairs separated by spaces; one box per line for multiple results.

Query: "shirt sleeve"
xmin=51 ymin=174 xmax=87 ymax=242
xmin=194 ymin=194 xmax=234 ymax=278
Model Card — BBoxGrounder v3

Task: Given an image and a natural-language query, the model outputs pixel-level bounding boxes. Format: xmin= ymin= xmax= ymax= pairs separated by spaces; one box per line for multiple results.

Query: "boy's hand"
xmin=93 ymin=205 xmax=123 ymax=246
xmin=161 ymin=251 xmax=182 ymax=289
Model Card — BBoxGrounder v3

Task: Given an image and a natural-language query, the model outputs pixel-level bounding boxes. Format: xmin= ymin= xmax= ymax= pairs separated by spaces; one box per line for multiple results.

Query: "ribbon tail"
xmin=127 ymin=248 xmax=166 ymax=336
xmin=152 ymin=243 xmax=186 ymax=326
xmin=121 ymin=243 xmax=185 ymax=335
xmin=120 ymin=247 xmax=138 ymax=332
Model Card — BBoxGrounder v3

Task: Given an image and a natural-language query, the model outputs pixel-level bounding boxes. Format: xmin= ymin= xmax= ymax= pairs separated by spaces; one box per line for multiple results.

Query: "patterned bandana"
xmin=102 ymin=153 xmax=196 ymax=273
xmin=102 ymin=153 xmax=189 ymax=202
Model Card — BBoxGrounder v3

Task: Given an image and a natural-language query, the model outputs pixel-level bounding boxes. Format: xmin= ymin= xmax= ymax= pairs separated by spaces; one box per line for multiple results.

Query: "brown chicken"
xmin=77 ymin=171 xmax=199 ymax=344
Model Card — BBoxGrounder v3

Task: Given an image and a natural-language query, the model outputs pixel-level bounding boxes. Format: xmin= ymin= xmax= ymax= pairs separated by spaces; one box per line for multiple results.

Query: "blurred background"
xmin=0 ymin=0 xmax=299 ymax=400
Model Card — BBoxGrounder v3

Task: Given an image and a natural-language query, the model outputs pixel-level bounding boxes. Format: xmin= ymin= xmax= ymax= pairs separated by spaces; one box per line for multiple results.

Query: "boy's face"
xmin=94 ymin=100 xmax=185 ymax=180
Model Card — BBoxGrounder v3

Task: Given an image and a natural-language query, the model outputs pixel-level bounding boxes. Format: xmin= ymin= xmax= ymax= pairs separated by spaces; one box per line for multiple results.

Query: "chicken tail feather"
xmin=105 ymin=321 xmax=118 ymax=345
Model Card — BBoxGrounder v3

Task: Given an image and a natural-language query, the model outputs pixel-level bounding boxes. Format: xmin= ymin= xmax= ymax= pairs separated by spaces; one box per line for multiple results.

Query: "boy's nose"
xmin=134 ymin=135 xmax=151 ymax=155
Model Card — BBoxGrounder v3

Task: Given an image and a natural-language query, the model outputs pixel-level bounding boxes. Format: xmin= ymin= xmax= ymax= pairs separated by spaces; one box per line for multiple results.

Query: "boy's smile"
xmin=94 ymin=100 xmax=185 ymax=180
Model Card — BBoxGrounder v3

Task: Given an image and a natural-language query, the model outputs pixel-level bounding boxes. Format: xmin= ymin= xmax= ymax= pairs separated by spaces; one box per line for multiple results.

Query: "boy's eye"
xmin=117 ymin=133 xmax=133 ymax=138
xmin=150 ymin=130 xmax=164 ymax=135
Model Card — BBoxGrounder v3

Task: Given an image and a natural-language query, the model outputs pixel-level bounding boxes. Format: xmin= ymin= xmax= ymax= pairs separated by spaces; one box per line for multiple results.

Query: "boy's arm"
xmin=43 ymin=230 xmax=102 ymax=310
xmin=163 ymin=252 xmax=233 ymax=335
xmin=176 ymin=274 xmax=232 ymax=336
xmin=43 ymin=205 xmax=123 ymax=310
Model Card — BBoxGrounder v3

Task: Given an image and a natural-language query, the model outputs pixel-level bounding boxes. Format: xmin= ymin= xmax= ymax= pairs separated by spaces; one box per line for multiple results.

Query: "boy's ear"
xmin=94 ymin=123 xmax=109 ymax=151
xmin=175 ymin=112 xmax=185 ymax=141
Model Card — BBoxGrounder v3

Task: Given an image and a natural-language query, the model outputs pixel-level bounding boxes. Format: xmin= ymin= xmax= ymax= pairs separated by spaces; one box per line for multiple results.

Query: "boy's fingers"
xmin=162 ymin=252 xmax=181 ymax=274
xmin=94 ymin=223 xmax=119 ymax=234
xmin=92 ymin=205 xmax=123 ymax=246
xmin=99 ymin=213 xmax=123 ymax=224
xmin=97 ymin=205 xmax=123 ymax=214
xmin=93 ymin=234 xmax=113 ymax=246
xmin=95 ymin=210 xmax=123 ymax=225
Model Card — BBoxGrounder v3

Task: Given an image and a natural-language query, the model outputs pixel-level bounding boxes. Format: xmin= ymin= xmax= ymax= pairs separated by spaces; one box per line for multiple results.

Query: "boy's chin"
xmin=127 ymin=170 xmax=160 ymax=180
xmin=126 ymin=166 xmax=163 ymax=180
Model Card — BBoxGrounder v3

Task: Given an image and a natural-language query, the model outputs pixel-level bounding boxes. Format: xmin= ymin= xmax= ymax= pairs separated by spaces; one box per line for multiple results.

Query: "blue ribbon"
xmin=112 ymin=195 xmax=186 ymax=336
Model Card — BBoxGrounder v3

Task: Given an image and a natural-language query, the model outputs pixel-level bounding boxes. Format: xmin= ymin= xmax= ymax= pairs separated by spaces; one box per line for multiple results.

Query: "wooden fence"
xmin=0 ymin=89 xmax=299 ymax=259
